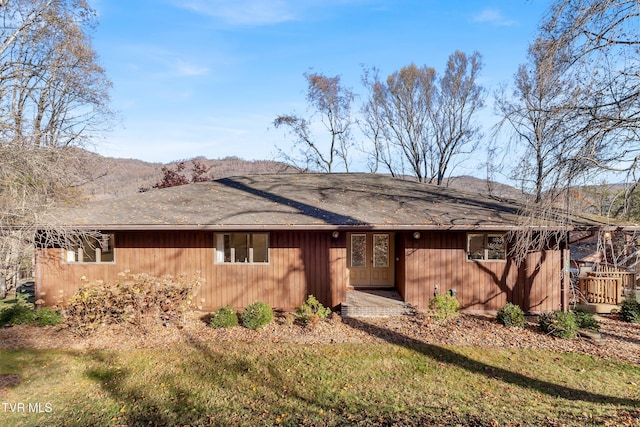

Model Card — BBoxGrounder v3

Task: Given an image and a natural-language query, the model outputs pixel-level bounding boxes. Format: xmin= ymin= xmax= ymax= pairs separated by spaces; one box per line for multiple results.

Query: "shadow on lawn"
xmin=343 ymin=317 xmax=639 ymax=407
xmin=79 ymin=318 xmax=639 ymax=426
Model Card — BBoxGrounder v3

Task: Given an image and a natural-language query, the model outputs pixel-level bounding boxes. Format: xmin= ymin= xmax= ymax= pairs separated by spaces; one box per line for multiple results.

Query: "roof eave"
xmin=51 ymin=223 xmax=573 ymax=232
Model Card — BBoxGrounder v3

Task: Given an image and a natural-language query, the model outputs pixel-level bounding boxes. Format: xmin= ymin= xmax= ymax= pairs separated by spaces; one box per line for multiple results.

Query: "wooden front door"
xmin=347 ymin=232 xmax=395 ymax=287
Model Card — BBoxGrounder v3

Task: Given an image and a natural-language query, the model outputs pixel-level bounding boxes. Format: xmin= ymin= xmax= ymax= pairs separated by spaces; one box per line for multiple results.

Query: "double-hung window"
xmin=63 ymin=233 xmax=115 ymax=263
xmin=215 ymin=233 xmax=269 ymax=264
xmin=467 ymin=233 xmax=506 ymax=261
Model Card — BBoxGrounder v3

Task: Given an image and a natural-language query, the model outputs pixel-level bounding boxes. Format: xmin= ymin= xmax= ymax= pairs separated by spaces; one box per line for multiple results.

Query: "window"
xmin=350 ymin=234 xmax=366 ymax=267
xmin=63 ymin=233 xmax=115 ymax=263
xmin=373 ymin=234 xmax=389 ymax=268
xmin=215 ymin=233 xmax=269 ymax=264
xmin=467 ymin=233 xmax=506 ymax=261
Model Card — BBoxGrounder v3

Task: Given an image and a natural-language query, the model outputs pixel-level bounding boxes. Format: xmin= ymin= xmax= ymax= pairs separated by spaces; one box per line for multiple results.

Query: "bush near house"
xmin=538 ymin=309 xmax=600 ymax=339
xmin=296 ymin=295 xmax=331 ymax=325
xmin=620 ymin=293 xmax=640 ymax=323
xmin=538 ymin=311 xmax=578 ymax=339
xmin=209 ymin=305 xmax=238 ymax=328
xmin=65 ymin=272 xmax=201 ymax=333
xmin=0 ymin=294 xmax=62 ymax=326
xmin=496 ymin=303 xmax=526 ymax=327
xmin=573 ymin=308 xmax=600 ymax=331
xmin=428 ymin=293 xmax=460 ymax=321
xmin=241 ymin=301 xmax=274 ymax=330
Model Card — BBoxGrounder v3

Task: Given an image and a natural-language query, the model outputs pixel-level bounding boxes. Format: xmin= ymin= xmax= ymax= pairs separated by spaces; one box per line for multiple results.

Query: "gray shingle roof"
xmin=51 ymin=173 xmax=570 ymax=231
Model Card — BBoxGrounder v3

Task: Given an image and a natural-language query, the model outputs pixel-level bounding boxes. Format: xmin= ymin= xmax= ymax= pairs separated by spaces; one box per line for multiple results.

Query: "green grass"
xmin=0 ymin=342 xmax=638 ymax=426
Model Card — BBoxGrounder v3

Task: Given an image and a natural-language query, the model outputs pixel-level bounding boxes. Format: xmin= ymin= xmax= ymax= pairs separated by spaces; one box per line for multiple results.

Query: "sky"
xmin=88 ymin=0 xmax=552 ymax=175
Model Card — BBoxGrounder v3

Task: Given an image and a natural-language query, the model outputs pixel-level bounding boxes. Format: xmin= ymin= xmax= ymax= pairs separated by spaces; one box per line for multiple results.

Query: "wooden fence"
xmin=589 ymin=271 xmax=637 ymax=291
xmin=577 ymin=269 xmax=637 ymax=305
xmin=578 ymin=276 xmax=623 ymax=305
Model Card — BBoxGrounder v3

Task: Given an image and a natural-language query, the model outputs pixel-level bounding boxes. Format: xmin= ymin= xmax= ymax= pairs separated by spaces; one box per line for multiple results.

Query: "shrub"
xmin=573 ymin=308 xmax=600 ymax=331
xmin=538 ymin=311 xmax=578 ymax=339
xmin=66 ymin=272 xmax=201 ymax=333
xmin=32 ymin=307 xmax=63 ymax=326
xmin=241 ymin=301 xmax=274 ymax=330
xmin=209 ymin=306 xmax=238 ymax=328
xmin=620 ymin=293 xmax=640 ymax=323
xmin=496 ymin=303 xmax=526 ymax=327
xmin=296 ymin=295 xmax=331 ymax=325
xmin=428 ymin=294 xmax=460 ymax=321
xmin=0 ymin=295 xmax=34 ymax=325
xmin=0 ymin=295 xmax=61 ymax=326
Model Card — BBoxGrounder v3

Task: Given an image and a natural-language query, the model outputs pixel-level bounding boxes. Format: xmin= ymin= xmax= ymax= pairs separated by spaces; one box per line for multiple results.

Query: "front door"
xmin=347 ymin=232 xmax=395 ymax=287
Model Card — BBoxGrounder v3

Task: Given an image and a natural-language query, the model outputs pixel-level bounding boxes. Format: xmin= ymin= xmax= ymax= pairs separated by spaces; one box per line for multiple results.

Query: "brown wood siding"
xmin=395 ymin=234 xmax=407 ymax=300
xmin=36 ymin=229 xmax=560 ymax=313
xmin=36 ymin=230 xmax=346 ymax=311
xmin=402 ymin=231 xmax=562 ymax=313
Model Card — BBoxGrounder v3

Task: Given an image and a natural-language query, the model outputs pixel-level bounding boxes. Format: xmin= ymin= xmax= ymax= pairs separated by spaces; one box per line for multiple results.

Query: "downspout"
xmin=34 ymin=247 xmax=41 ymax=305
xmin=561 ymin=229 xmax=570 ymax=312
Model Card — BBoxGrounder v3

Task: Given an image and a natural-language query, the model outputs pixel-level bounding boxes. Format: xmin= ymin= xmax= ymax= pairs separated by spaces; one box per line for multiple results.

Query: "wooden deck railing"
xmin=587 ymin=271 xmax=637 ymax=291
xmin=578 ymin=276 xmax=623 ymax=305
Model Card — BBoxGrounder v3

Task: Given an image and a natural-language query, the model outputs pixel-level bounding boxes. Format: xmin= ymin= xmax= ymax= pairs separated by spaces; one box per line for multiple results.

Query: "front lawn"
xmin=1 ymin=342 xmax=638 ymax=426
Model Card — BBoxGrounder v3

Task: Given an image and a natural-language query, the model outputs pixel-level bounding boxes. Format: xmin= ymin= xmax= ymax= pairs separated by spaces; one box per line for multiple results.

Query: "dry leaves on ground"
xmin=0 ymin=312 xmax=638 ymax=365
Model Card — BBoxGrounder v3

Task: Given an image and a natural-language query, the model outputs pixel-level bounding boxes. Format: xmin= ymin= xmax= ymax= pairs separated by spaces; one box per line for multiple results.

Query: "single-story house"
xmin=35 ymin=173 xmax=576 ymax=313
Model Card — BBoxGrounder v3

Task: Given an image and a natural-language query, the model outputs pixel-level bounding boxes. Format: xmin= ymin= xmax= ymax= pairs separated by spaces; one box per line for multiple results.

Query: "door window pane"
xmin=373 ymin=234 xmax=389 ymax=268
xmin=351 ymin=234 xmax=366 ymax=267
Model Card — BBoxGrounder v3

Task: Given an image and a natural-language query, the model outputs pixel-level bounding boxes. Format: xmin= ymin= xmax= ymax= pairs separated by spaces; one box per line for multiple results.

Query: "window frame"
xmin=466 ymin=232 xmax=506 ymax=262
xmin=62 ymin=233 xmax=116 ymax=264
xmin=215 ymin=232 xmax=270 ymax=264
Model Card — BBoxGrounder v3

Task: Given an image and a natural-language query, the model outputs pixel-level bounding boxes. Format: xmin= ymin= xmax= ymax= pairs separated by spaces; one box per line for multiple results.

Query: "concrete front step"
xmin=341 ymin=290 xmax=414 ymax=318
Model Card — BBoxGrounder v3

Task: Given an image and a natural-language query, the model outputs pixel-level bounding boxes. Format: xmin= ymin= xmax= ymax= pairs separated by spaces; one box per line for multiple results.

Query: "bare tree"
xmin=431 ymin=51 xmax=485 ymax=185
xmin=0 ymin=0 xmax=112 ymax=147
xmin=502 ymin=0 xmax=640 ymax=264
xmin=274 ymin=72 xmax=355 ymax=173
xmin=494 ymin=36 xmax=604 ymax=265
xmin=540 ymin=0 xmax=640 ymax=176
xmin=361 ymin=52 xmax=485 ymax=184
xmin=361 ymin=63 xmax=435 ymax=182
xmin=0 ymin=0 xmax=112 ymax=293
xmin=494 ymin=38 xmax=591 ymax=204
xmin=359 ymin=67 xmax=402 ymax=176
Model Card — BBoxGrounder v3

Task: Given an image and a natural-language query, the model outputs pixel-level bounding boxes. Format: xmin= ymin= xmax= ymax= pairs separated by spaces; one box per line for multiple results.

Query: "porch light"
xmin=413 ymin=231 xmax=421 ymax=240
xmin=332 ymin=231 xmax=340 ymax=239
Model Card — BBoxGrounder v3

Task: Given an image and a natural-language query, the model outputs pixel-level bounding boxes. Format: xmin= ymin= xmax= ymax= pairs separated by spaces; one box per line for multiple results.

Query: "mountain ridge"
xmin=74 ymin=149 xmax=523 ymax=201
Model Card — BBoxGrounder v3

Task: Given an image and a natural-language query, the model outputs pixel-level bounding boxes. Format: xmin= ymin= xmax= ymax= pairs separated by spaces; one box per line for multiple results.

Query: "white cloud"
xmin=119 ymin=44 xmax=211 ymax=78
xmin=176 ymin=0 xmax=296 ymax=26
xmin=472 ymin=9 xmax=516 ymax=27
xmin=174 ymin=60 xmax=210 ymax=77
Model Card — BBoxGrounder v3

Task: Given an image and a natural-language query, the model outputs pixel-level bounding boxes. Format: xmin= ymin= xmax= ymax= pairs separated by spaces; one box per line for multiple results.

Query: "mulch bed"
xmin=0 ymin=311 xmax=638 ymax=364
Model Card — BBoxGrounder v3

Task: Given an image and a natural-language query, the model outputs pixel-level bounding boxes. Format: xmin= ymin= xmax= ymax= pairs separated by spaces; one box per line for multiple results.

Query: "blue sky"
xmin=89 ymin=0 xmax=550 ymax=174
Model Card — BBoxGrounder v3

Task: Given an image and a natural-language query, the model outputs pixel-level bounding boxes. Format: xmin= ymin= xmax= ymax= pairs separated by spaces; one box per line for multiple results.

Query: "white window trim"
xmin=466 ymin=232 xmax=506 ymax=262
xmin=62 ymin=233 xmax=116 ymax=264
xmin=215 ymin=233 xmax=270 ymax=264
